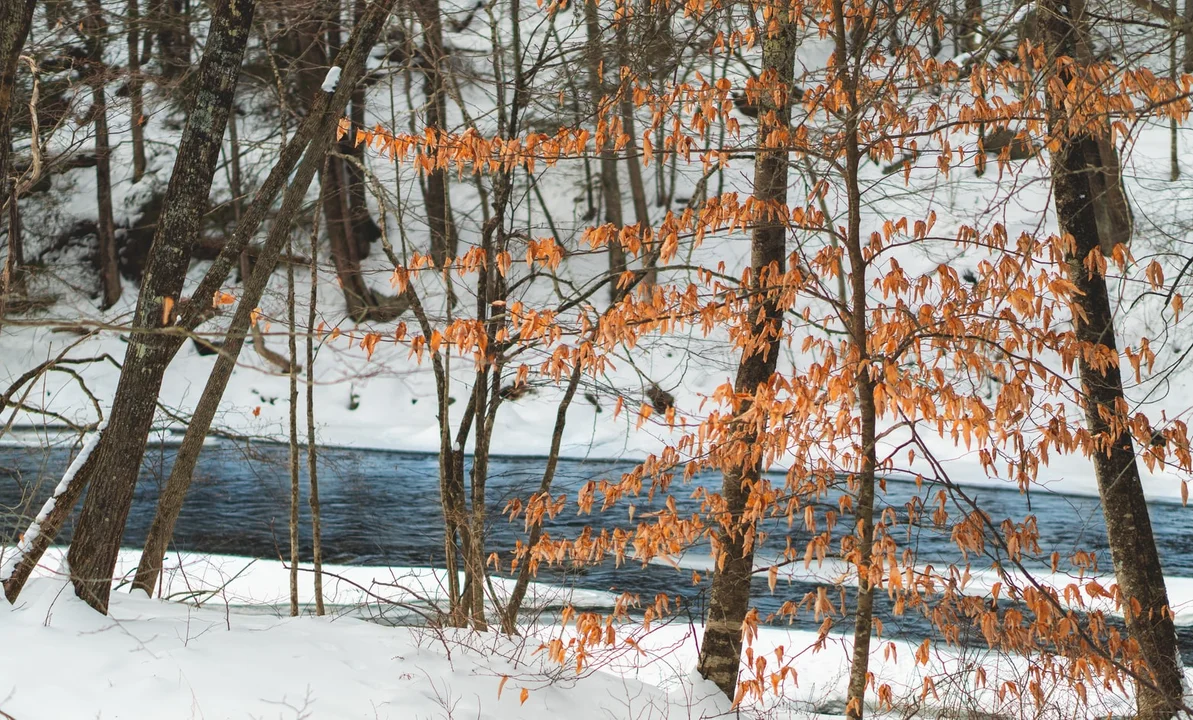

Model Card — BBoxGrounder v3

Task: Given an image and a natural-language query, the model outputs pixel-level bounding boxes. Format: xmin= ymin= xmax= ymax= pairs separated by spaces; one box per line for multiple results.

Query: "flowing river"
xmin=4 ymin=441 xmax=1193 ymax=659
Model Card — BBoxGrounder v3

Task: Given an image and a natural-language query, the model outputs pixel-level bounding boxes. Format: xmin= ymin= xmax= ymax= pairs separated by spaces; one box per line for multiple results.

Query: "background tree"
xmin=0 ymin=0 xmax=37 ymax=313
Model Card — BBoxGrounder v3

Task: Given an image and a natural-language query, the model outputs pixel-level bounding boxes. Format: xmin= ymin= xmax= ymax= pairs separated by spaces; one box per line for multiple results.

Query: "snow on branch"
xmin=321 ymin=67 xmax=342 ymax=93
xmin=0 ymin=419 xmax=108 ymax=583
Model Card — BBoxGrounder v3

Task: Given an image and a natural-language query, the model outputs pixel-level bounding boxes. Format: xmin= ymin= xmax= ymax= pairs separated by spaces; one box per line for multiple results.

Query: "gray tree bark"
xmin=696 ymin=9 xmax=796 ymax=699
xmin=1042 ymin=1 xmax=1181 ymax=715
xmin=130 ymin=0 xmax=398 ymax=595
xmin=66 ymin=0 xmax=257 ymax=613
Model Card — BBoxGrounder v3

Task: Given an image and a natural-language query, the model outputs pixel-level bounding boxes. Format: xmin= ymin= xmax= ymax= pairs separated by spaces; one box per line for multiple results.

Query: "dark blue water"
xmin=3 ymin=440 xmax=1193 ymax=657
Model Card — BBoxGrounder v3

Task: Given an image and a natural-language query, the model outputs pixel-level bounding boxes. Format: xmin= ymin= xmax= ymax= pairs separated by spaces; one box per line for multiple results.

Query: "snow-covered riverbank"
xmin=3 ymin=549 xmax=1188 ymax=719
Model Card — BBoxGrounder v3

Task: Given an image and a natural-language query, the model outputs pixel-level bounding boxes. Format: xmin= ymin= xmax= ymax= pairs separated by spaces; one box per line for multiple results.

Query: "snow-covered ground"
xmin=1 ymin=549 xmax=1171 ymax=719
xmin=1 ymin=575 xmax=727 ymax=720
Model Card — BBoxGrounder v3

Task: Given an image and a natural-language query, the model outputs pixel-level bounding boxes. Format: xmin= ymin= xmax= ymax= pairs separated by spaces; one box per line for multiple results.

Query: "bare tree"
xmin=63 ymin=0 xmax=258 ymax=612
xmin=0 ymin=0 xmax=36 ymax=314
xmin=130 ymin=0 xmax=398 ymax=596
xmin=83 ymin=0 xmax=121 ymax=309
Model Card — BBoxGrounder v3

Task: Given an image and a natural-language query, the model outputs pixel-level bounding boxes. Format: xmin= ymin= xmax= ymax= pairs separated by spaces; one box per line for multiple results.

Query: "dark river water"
xmin=3 ymin=440 xmax=1193 ymax=658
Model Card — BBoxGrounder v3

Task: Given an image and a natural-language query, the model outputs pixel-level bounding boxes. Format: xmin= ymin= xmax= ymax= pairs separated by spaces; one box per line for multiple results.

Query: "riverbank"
xmin=1 ymin=549 xmax=1162 ymax=719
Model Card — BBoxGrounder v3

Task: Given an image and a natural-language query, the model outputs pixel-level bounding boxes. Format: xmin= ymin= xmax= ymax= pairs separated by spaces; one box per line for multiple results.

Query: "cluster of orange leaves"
xmin=316 ymin=0 xmax=1193 ymax=708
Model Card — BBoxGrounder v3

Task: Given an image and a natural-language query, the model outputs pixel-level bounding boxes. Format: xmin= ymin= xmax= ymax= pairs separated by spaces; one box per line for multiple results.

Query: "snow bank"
xmin=3 ymin=549 xmax=1178 ymax=719
xmin=0 ymin=576 xmax=731 ymax=720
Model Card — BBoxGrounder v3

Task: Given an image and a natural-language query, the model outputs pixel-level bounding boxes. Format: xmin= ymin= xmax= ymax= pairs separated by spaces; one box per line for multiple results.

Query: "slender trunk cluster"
xmin=130 ymin=0 xmax=398 ymax=596
xmin=66 ymin=0 xmax=257 ymax=612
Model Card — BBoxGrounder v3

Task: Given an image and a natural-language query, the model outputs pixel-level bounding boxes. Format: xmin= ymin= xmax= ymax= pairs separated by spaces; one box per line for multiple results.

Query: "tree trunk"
xmin=584 ymin=0 xmax=626 ymax=304
xmin=1184 ymin=0 xmax=1193 ymax=74
xmin=346 ymin=0 xmax=378 ymax=260
xmin=84 ymin=0 xmax=121 ymax=310
xmin=130 ymin=0 xmax=397 ymax=595
xmin=321 ymin=151 xmax=374 ymax=320
xmin=696 ymin=10 xmax=796 ymax=700
xmin=961 ymin=0 xmax=982 ymax=52
xmin=150 ymin=0 xmax=191 ymax=78
xmin=287 ymin=234 xmax=300 ymax=617
xmin=1043 ymin=1 xmax=1183 ymax=715
xmin=615 ymin=26 xmax=653 ymax=288
xmin=840 ymin=31 xmax=877 ymax=720
xmin=0 ymin=0 xmax=36 ymax=315
xmin=127 ymin=0 xmax=147 ymax=182
xmin=415 ymin=0 xmax=457 ymax=268
xmin=4 ymin=177 xmax=25 ymax=309
xmin=320 ymin=0 xmax=382 ymax=317
xmin=1055 ymin=133 xmax=1183 ymax=720
xmin=500 ymin=363 xmax=583 ymax=633
xmin=1088 ymin=136 xmax=1133 ymax=256
xmin=307 ymin=220 xmax=324 ymax=616
xmin=1170 ymin=0 xmax=1180 ymax=181
xmin=67 ymin=0 xmax=256 ymax=613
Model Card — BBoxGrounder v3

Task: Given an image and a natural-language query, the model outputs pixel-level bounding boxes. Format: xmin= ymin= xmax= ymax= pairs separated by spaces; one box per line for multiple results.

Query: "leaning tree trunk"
xmin=1043 ymin=0 xmax=1183 ymax=715
xmin=500 ymin=363 xmax=583 ymax=633
xmin=4 ymin=0 xmax=395 ymax=607
xmin=130 ymin=0 xmax=398 ymax=595
xmin=66 ymin=0 xmax=257 ymax=613
xmin=696 ymin=8 xmax=796 ymax=700
xmin=0 ymin=0 xmax=36 ymax=315
xmin=83 ymin=0 xmax=121 ymax=310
